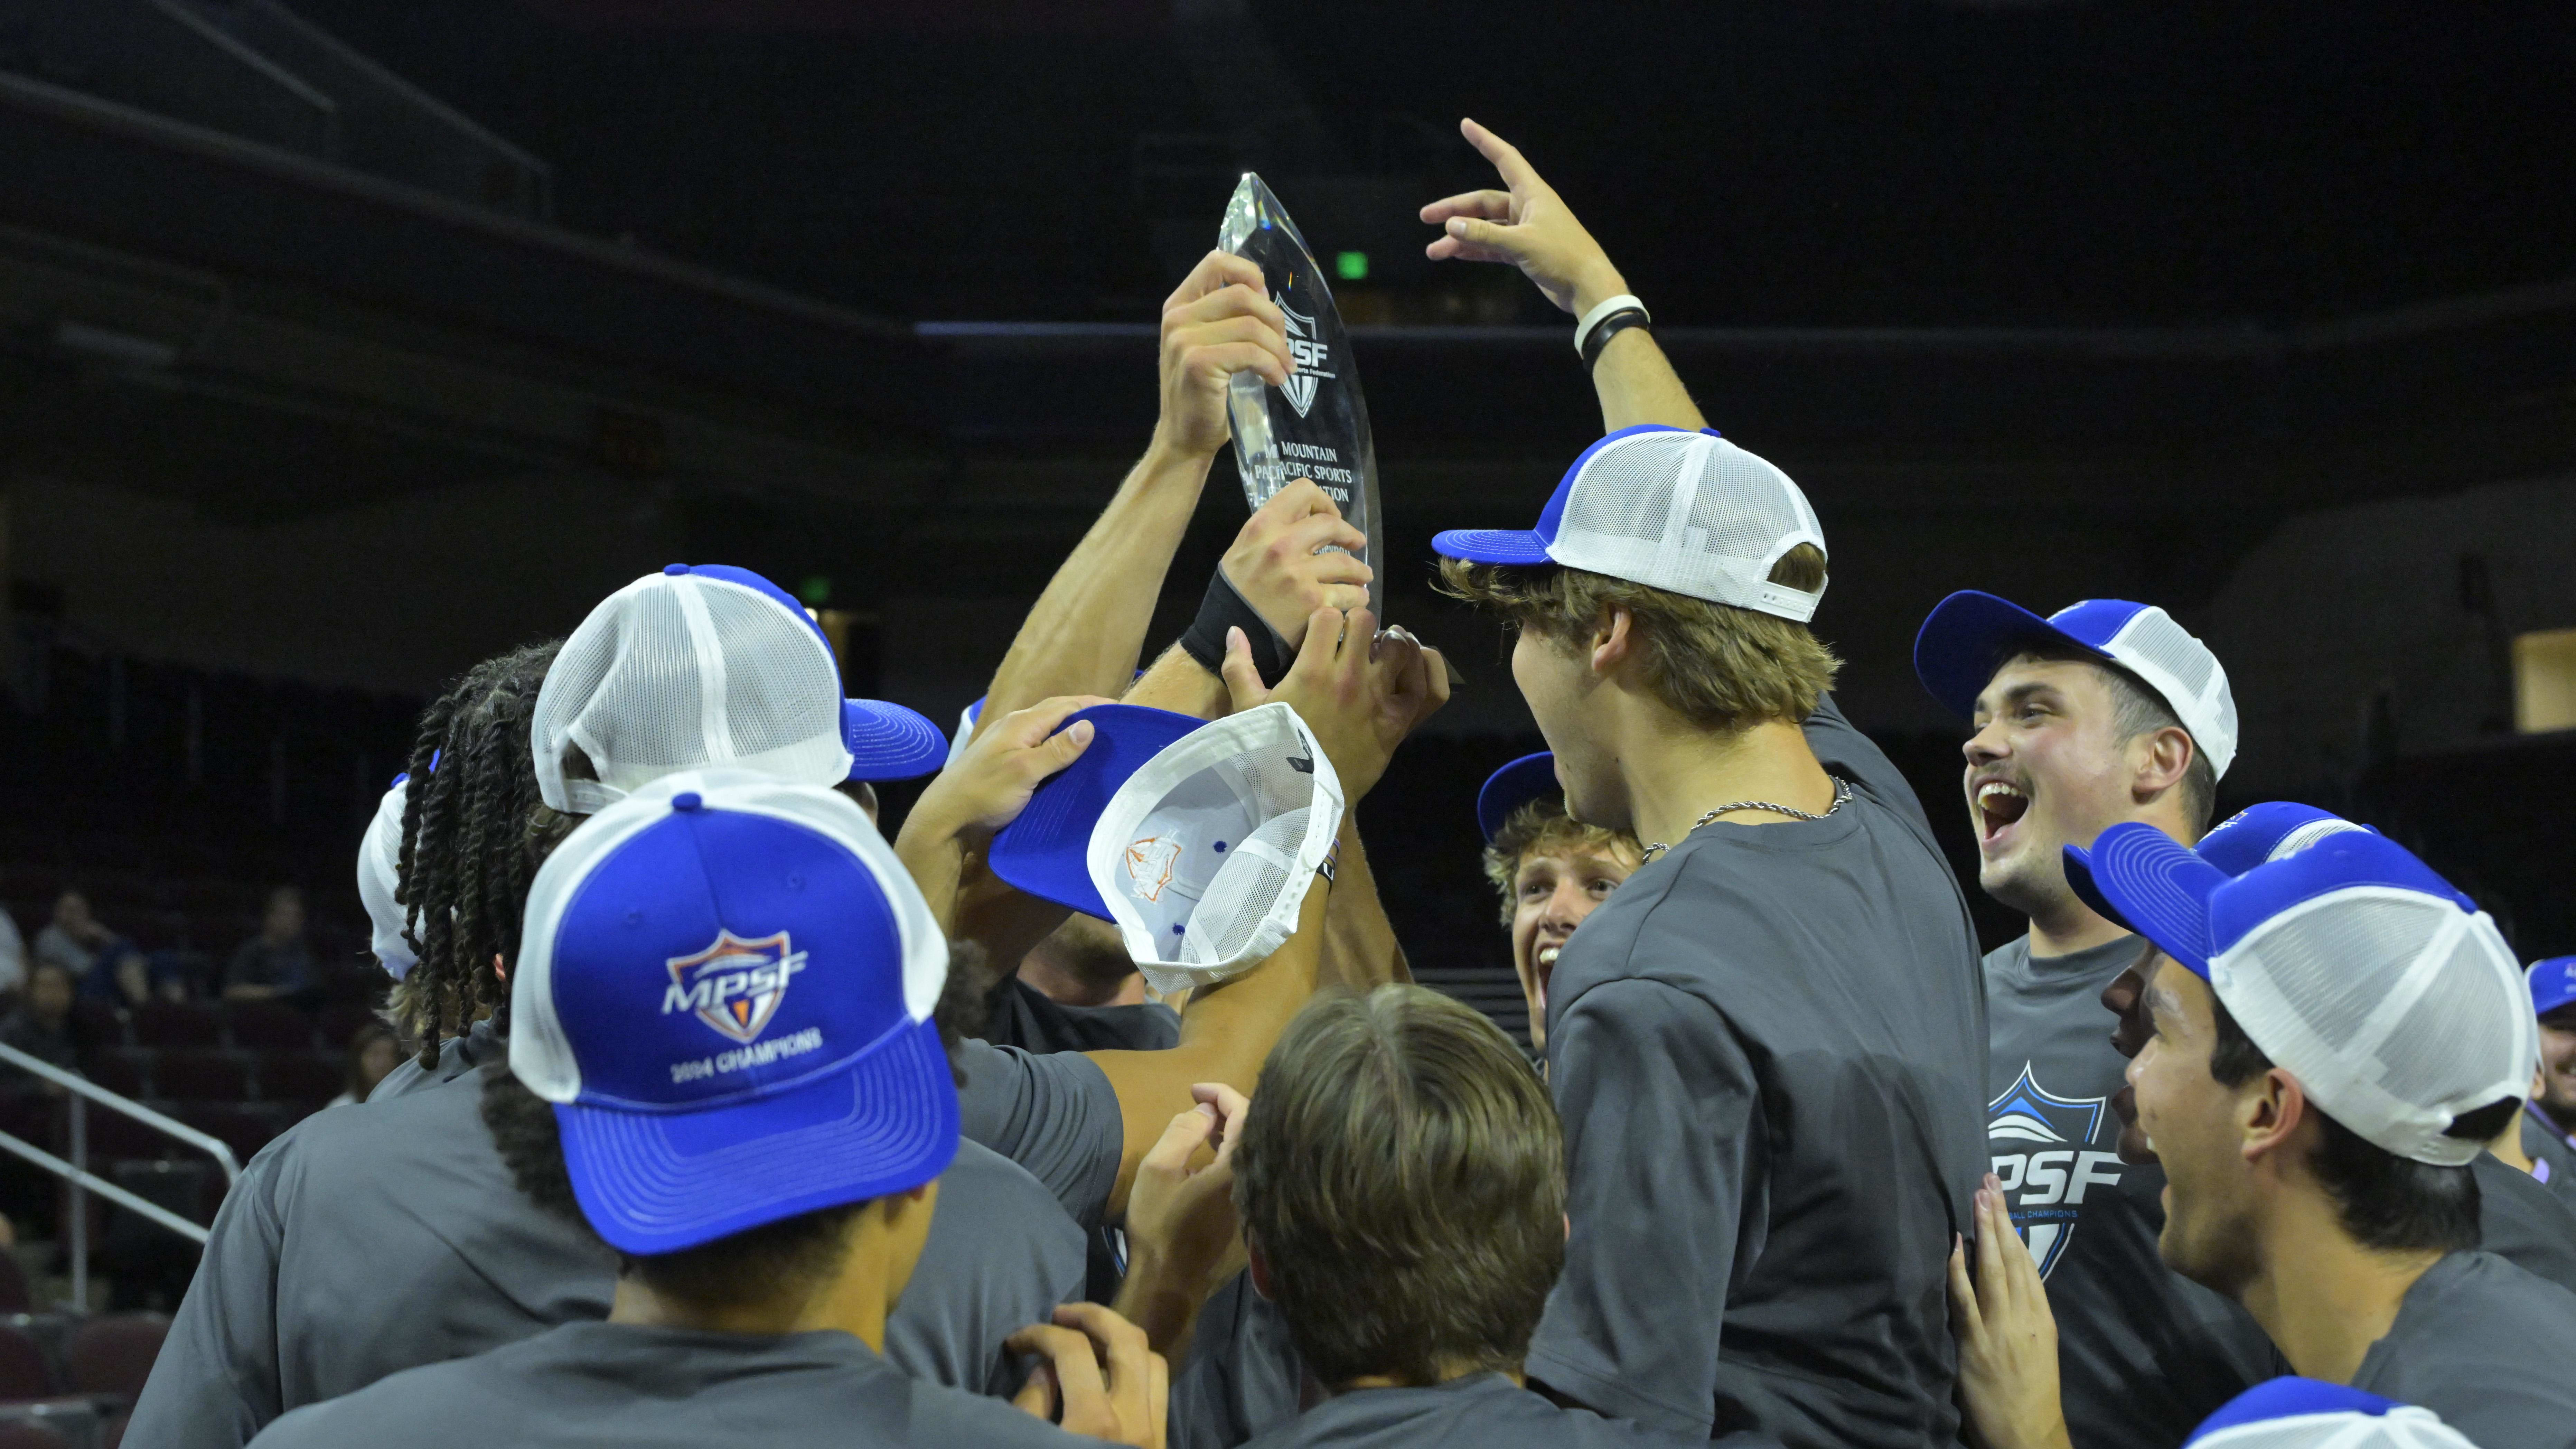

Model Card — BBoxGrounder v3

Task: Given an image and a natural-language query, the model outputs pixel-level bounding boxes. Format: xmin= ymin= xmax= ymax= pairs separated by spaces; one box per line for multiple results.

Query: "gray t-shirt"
xmin=1983 ymin=933 xmax=2286 ymax=1449
xmin=1525 ymin=697 xmax=1989 ymax=1449
xmin=1169 ymin=1270 xmax=1308 ymax=1449
xmin=985 ymin=978 xmax=1183 ymax=1056
xmin=130 ymin=1061 xmax=1084 ymax=1448
xmin=364 ymin=1016 xmax=497 ymax=1103
xmin=243 ymin=1320 xmax=1093 ymax=1449
xmin=1237 ymin=1372 xmax=1718 ymax=1449
xmin=955 ymin=1036 xmax=1127 ymax=1231
xmin=2523 ymin=1105 xmax=2576 ymax=1211
xmin=2350 ymin=1250 xmax=2576 ymax=1449
xmin=2470 ymin=1152 xmax=2576 ymax=1297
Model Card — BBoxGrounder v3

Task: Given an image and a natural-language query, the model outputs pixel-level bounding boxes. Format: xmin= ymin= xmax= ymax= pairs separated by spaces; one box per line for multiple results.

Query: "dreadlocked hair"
xmin=391 ymin=640 xmax=565 ymax=1064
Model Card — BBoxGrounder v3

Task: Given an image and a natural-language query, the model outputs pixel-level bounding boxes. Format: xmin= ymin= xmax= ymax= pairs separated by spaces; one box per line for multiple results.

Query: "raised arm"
xmin=1091 ymin=609 xmax=1446 ymax=1216
xmin=1421 ymin=117 xmax=1707 ymax=433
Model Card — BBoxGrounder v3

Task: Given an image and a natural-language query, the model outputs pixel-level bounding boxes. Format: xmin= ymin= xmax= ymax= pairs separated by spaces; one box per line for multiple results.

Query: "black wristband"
xmin=1580 ymin=308 xmax=1651 ymax=370
xmin=1177 ymin=565 xmax=1294 ymax=686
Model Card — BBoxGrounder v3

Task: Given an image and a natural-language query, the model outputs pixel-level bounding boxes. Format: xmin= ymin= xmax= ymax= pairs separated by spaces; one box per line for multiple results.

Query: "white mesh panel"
xmin=2216 ymin=889 xmax=2533 ymax=1165
xmin=1180 ymin=809 xmax=1306 ymax=966
xmin=533 ymin=574 xmax=850 ymax=813
xmin=1547 ymin=432 xmax=1828 ymax=621
xmin=2106 ymin=606 xmax=2238 ymax=778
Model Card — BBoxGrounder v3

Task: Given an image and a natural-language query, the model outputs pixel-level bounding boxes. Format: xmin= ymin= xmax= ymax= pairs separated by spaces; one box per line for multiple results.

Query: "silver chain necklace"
xmin=1639 ymin=776 xmax=1853 ymax=861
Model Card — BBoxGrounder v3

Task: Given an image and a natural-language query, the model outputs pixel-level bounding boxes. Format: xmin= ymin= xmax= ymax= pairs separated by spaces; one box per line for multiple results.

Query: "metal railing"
xmin=0 ymin=1041 xmax=242 ymax=1308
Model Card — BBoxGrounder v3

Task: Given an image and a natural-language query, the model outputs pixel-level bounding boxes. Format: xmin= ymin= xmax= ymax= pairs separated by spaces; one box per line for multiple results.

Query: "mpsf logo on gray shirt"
xmin=1987 ymin=1064 xmax=2127 ymax=1276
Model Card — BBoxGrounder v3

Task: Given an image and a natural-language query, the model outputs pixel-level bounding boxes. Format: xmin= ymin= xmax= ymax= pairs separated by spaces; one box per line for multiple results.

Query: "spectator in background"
xmin=329 ymin=1022 xmax=400 ymax=1107
xmin=43 ymin=891 xmax=177 ymax=1008
xmin=226 ymin=887 xmax=315 ymax=1002
xmin=0 ymin=901 xmax=24 ymax=998
xmin=0 ymin=961 xmax=82 ymax=1074
xmin=37 ymin=889 xmax=114 ymax=977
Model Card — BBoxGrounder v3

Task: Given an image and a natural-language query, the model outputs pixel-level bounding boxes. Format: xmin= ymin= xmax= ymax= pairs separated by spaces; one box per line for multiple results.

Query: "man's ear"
xmin=2132 ymin=725 xmax=2195 ymax=807
xmin=1589 ymin=604 xmax=1636 ymax=677
xmin=2240 ymin=1067 xmax=2308 ymax=1168
xmin=1245 ymin=1237 xmax=1275 ymax=1301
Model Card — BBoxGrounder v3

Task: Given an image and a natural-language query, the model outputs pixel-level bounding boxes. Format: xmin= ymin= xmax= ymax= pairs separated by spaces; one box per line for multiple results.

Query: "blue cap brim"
xmin=1477 ymin=752 xmax=1560 ymax=842
xmin=1432 ymin=529 xmax=1554 ymax=566
xmin=2065 ymin=823 xmax=2231 ymax=977
xmin=987 ymin=704 xmax=1207 ymax=920
xmin=843 ymin=699 xmax=949 ymax=782
xmin=1914 ymin=590 xmax=2114 ymax=719
xmin=556 ymin=1016 xmax=958 ymax=1255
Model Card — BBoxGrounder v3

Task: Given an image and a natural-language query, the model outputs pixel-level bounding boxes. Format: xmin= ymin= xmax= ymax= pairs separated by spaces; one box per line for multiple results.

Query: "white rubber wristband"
xmin=1573 ymin=293 xmax=1649 ymax=356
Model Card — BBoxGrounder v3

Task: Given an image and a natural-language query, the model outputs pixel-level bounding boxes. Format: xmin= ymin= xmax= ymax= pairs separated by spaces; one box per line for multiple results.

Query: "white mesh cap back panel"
xmin=356 ymin=777 xmax=413 ymax=978
xmin=534 ymin=572 xmax=854 ymax=814
xmin=2104 ymin=606 xmax=2239 ymax=779
xmin=1546 ymin=432 xmax=1828 ymax=621
xmin=1088 ymin=702 xmax=1346 ymax=995
xmin=511 ymin=769 xmax=947 ymax=1104
xmin=2210 ymin=888 xmax=2536 ymax=1166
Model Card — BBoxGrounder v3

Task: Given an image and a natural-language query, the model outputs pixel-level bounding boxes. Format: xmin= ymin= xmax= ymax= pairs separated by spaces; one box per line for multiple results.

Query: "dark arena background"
xmin=0 ymin=0 xmax=2572 ymax=1425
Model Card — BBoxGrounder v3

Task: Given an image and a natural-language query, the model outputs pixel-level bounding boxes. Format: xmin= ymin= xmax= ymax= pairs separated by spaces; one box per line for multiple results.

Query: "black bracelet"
xmin=1177 ymin=565 xmax=1294 ymax=687
xmin=1580 ymin=308 xmax=1651 ymax=371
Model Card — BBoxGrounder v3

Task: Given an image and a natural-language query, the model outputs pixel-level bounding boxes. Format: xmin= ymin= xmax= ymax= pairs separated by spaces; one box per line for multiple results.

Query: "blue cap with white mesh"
xmin=1432 ymin=424 xmax=1829 ymax=622
xmin=2531 ymin=955 xmax=2576 ymax=1018
xmin=2187 ymin=1377 xmax=2478 ymax=1448
xmin=1914 ymin=592 xmax=2239 ymax=779
xmin=2064 ymin=823 xmax=2535 ymax=1167
xmin=508 ymin=770 xmax=955 ymax=1255
xmin=533 ymin=564 xmax=944 ymax=814
xmin=1477 ymin=752 xmax=1559 ymax=843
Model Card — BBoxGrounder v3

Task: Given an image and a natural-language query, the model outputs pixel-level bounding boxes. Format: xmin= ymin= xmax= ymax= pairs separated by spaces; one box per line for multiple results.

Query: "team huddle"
xmin=121 ymin=121 xmax=2576 ymax=1449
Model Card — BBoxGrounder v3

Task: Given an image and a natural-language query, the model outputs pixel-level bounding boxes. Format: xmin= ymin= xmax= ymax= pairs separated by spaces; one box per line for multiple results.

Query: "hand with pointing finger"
xmin=1420 ymin=118 xmax=1629 ymax=318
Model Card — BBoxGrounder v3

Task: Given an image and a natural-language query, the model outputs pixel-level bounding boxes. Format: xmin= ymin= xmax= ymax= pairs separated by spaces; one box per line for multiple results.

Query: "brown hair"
xmin=1232 ymin=986 xmax=1565 ymax=1388
xmin=1481 ymin=800 xmax=1640 ymax=927
xmin=1436 ymin=545 xmax=1839 ymax=733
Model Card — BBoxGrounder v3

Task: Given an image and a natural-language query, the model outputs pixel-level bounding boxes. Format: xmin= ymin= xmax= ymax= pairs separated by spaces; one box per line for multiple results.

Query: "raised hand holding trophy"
xmin=1219 ymin=174 xmax=1384 ymax=616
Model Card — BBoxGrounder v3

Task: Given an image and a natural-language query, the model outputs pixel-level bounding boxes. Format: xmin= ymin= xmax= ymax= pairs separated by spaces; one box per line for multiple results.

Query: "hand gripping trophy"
xmin=1219 ymin=174 xmax=1385 ymax=617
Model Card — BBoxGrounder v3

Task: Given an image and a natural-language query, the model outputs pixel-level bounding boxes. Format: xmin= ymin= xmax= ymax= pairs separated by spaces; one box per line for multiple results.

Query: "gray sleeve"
xmin=1527 ymin=978 xmax=1759 ymax=1440
xmin=1167 ymin=1270 xmax=1305 ymax=1449
xmin=954 ymin=1038 xmax=1126 ymax=1231
xmin=907 ymin=1376 xmax=1113 ymax=1447
xmin=1801 ymin=693 xmax=1935 ymax=837
xmin=884 ymin=1140 xmax=1088 ymax=1396
xmin=128 ymin=1147 xmax=292 ymax=1449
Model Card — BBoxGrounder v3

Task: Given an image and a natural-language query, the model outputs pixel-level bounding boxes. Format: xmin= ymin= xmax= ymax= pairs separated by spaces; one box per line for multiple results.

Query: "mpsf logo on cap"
xmin=1125 ymin=836 xmax=1182 ymax=903
xmin=662 ymin=930 xmax=807 ymax=1045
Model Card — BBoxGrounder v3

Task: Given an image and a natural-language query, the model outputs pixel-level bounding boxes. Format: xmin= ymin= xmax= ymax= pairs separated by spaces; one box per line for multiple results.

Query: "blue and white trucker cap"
xmin=2530 ymin=956 xmax=2576 ymax=1018
xmin=508 ymin=769 xmax=955 ymax=1255
xmin=1431 ymin=425 xmax=1829 ymax=622
xmin=2063 ymin=803 xmax=2374 ymax=942
xmin=2187 ymin=1377 xmax=2477 ymax=1448
xmin=2065 ymin=823 xmax=2535 ymax=1167
xmin=1084 ymin=702 xmax=1345 ymax=996
xmin=1914 ymin=592 xmax=2239 ymax=779
xmin=988 ymin=704 xmax=1209 ymax=919
xmin=534 ymin=564 xmax=946 ymax=814
xmin=356 ymin=773 xmax=414 ymax=981
xmin=1477 ymin=752 xmax=1559 ymax=843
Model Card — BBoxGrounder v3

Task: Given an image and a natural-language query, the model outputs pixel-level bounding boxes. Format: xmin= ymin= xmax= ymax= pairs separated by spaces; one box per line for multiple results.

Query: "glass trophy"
xmin=1219 ymin=174 xmax=1383 ymax=615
